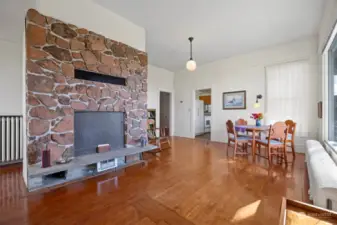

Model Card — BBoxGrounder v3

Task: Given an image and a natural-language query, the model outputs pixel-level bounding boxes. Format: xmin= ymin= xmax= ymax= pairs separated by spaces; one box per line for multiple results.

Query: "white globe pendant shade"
xmin=186 ymin=59 xmax=197 ymax=71
xmin=186 ymin=37 xmax=196 ymax=71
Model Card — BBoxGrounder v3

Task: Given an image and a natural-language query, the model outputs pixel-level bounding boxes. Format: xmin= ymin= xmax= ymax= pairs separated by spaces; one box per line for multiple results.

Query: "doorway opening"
xmin=159 ymin=91 xmax=171 ymax=134
xmin=195 ymin=89 xmax=211 ymax=140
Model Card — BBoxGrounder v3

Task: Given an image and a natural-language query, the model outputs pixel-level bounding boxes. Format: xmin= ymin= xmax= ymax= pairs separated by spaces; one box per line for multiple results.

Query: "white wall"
xmin=174 ymin=37 xmax=319 ymax=144
xmin=147 ymin=65 xmax=175 ymax=134
xmin=22 ymin=33 xmax=28 ymax=185
xmin=0 ymin=0 xmax=36 ymax=115
xmin=0 ymin=40 xmax=23 ymax=115
xmin=36 ymin=0 xmax=145 ymax=51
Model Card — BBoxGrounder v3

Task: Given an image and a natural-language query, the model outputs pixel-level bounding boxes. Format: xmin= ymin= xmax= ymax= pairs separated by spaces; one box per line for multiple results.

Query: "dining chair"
xmin=235 ymin=118 xmax=248 ymax=125
xmin=285 ymin=120 xmax=296 ymax=157
xmin=255 ymin=122 xmax=289 ymax=165
xmin=235 ymin=118 xmax=252 ymax=137
xmin=226 ymin=120 xmax=251 ymax=156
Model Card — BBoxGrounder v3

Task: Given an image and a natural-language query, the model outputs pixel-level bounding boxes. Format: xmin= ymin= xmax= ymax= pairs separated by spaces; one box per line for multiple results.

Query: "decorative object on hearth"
xmin=250 ymin=113 xmax=263 ymax=127
xmin=55 ymin=158 xmax=73 ymax=165
xmin=41 ymin=149 xmax=51 ymax=168
xmin=55 ymin=156 xmax=74 ymax=165
xmin=254 ymin=94 xmax=263 ymax=108
xmin=186 ymin=37 xmax=197 ymax=71
xmin=223 ymin=90 xmax=246 ymax=110
xmin=96 ymin=144 xmax=111 ymax=153
xmin=97 ymin=158 xmax=118 ymax=172
xmin=140 ymin=136 xmax=147 ymax=147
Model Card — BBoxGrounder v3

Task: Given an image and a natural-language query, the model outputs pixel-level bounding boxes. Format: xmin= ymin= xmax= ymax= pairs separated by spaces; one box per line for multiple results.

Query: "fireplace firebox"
xmin=74 ymin=111 xmax=125 ymax=157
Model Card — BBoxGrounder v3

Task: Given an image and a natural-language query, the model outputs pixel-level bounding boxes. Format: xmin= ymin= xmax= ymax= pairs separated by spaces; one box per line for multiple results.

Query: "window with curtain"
xmin=327 ymin=34 xmax=337 ymax=141
xmin=265 ymin=60 xmax=316 ymax=138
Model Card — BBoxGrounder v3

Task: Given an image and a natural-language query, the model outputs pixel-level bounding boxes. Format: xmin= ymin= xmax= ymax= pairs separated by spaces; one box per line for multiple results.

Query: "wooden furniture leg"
xmin=283 ymin=146 xmax=288 ymax=165
xmin=252 ymin=130 xmax=256 ymax=160
xmin=291 ymin=141 xmax=295 ymax=157
xmin=268 ymin=147 xmax=272 ymax=165
xmin=234 ymin=141 xmax=238 ymax=156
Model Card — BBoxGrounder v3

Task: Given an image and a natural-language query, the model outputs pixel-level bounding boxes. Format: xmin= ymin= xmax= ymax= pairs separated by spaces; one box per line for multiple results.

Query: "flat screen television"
xmin=74 ymin=111 xmax=125 ymax=157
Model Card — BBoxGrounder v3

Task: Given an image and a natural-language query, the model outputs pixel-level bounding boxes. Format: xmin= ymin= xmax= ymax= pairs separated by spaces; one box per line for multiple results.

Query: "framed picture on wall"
xmin=223 ymin=90 xmax=246 ymax=110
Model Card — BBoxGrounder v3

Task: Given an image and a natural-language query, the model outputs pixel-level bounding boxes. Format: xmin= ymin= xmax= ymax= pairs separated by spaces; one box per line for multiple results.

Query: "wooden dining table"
xmin=235 ymin=125 xmax=270 ymax=160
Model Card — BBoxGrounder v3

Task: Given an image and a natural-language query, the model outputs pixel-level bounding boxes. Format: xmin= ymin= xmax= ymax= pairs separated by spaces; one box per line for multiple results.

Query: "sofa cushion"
xmin=306 ymin=140 xmax=324 ymax=162
xmin=306 ymin=140 xmax=337 ymax=211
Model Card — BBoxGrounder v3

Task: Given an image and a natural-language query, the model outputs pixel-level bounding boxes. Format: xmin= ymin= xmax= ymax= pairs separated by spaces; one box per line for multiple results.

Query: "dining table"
xmin=235 ymin=125 xmax=270 ymax=160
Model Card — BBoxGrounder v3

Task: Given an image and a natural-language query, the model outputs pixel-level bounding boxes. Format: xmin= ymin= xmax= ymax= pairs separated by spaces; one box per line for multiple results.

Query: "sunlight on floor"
xmin=231 ymin=200 xmax=261 ymax=223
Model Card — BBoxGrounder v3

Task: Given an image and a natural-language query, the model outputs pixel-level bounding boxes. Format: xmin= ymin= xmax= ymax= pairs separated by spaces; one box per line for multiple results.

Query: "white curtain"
xmin=265 ymin=60 xmax=314 ymax=137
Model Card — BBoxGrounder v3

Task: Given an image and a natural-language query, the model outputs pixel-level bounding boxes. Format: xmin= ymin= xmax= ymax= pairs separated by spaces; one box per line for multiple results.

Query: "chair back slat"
xmin=226 ymin=120 xmax=237 ymax=139
xmin=267 ymin=122 xmax=288 ymax=144
xmin=236 ymin=118 xmax=248 ymax=125
xmin=285 ymin=120 xmax=296 ymax=136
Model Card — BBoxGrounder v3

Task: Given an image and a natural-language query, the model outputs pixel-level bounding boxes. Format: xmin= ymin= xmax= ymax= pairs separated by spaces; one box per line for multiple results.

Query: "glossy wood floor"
xmin=0 ymin=137 xmax=308 ymax=225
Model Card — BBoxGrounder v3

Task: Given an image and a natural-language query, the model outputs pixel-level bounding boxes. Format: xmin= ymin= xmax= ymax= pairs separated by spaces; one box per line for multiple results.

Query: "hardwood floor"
xmin=195 ymin=132 xmax=211 ymax=140
xmin=0 ymin=137 xmax=307 ymax=225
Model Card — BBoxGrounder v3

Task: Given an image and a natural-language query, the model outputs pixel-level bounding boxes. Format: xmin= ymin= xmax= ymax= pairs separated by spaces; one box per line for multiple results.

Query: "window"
xmin=327 ymin=35 xmax=337 ymax=141
xmin=265 ymin=60 xmax=317 ymax=138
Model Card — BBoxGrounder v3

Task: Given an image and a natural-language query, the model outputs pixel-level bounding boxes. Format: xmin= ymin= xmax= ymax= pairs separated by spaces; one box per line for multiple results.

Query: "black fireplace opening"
xmin=75 ymin=69 xmax=126 ymax=86
xmin=74 ymin=111 xmax=125 ymax=157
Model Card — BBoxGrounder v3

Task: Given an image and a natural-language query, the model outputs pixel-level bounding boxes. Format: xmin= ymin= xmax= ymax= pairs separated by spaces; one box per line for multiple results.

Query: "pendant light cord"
xmin=189 ymin=37 xmax=194 ymax=60
xmin=190 ymin=40 xmax=192 ymax=60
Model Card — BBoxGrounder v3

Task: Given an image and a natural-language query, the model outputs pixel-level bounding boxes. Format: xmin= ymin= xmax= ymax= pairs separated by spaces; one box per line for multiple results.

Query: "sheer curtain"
xmin=265 ymin=60 xmax=313 ymax=137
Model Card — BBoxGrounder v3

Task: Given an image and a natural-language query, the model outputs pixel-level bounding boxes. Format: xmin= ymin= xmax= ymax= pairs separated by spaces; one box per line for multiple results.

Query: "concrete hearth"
xmin=28 ymin=144 xmax=157 ymax=191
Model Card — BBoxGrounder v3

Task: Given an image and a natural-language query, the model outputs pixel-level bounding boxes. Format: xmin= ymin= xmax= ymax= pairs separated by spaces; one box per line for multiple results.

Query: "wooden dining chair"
xmin=235 ymin=118 xmax=248 ymax=125
xmin=285 ymin=120 xmax=296 ymax=157
xmin=235 ymin=118 xmax=252 ymax=137
xmin=226 ymin=120 xmax=251 ymax=156
xmin=255 ymin=122 xmax=289 ymax=165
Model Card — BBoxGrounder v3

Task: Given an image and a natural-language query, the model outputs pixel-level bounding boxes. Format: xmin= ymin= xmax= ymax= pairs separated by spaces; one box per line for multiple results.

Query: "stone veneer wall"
xmin=25 ymin=9 xmax=148 ymax=165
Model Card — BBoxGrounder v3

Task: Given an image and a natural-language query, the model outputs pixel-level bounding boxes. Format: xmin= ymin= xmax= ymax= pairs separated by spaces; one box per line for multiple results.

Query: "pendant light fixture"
xmin=186 ymin=37 xmax=197 ymax=71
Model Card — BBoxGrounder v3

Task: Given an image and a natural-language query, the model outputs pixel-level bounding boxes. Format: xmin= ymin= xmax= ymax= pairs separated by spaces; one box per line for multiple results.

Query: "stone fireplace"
xmin=25 ymin=9 xmax=148 ymax=167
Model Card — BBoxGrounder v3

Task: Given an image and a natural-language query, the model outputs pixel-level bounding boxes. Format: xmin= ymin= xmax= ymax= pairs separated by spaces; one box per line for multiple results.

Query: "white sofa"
xmin=306 ymin=140 xmax=337 ymax=211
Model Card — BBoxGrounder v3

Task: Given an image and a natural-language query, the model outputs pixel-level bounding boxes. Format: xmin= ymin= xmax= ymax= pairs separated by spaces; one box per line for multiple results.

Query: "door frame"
xmin=192 ymin=88 xmax=212 ymax=139
xmin=158 ymin=89 xmax=174 ymax=136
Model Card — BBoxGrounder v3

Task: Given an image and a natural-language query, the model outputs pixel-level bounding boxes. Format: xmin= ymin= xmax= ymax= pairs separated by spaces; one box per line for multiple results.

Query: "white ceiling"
xmin=95 ymin=0 xmax=326 ymax=72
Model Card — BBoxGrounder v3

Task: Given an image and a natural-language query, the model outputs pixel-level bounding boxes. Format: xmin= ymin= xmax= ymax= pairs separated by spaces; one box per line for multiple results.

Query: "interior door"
xmin=195 ymin=100 xmax=204 ymax=135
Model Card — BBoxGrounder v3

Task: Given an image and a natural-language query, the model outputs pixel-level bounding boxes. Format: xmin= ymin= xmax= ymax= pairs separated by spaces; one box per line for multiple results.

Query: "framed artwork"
xmin=223 ymin=90 xmax=246 ymax=110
